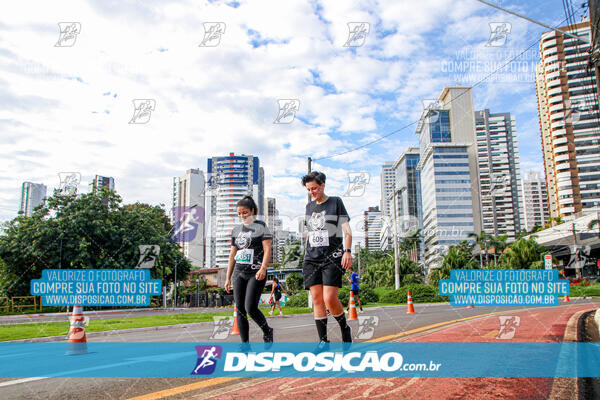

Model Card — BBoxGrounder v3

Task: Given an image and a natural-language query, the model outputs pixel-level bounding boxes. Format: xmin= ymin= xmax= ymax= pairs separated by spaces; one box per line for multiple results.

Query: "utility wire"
xmin=314 ymin=12 xmax=577 ymax=162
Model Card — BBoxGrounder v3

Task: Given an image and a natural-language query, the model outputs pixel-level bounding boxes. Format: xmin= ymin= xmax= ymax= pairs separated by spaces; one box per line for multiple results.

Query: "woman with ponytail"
xmin=225 ymin=195 xmax=274 ymax=344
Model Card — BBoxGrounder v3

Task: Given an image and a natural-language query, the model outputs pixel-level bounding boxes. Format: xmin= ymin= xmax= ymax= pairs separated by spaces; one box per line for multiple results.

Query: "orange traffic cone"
xmin=66 ymin=305 xmax=88 ymax=355
xmin=406 ymin=290 xmax=415 ymax=314
xmin=231 ymin=304 xmax=240 ymax=335
xmin=564 ymin=295 xmax=570 ymax=302
xmin=347 ymin=291 xmax=358 ymax=321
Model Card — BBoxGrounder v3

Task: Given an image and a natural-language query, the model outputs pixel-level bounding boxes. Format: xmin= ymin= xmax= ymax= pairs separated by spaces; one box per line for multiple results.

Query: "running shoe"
xmin=279 ymin=311 xmax=283 ymax=316
xmin=263 ymin=326 xmax=274 ymax=343
xmin=268 ymin=310 xmax=273 ymax=316
xmin=314 ymin=340 xmax=330 ymax=353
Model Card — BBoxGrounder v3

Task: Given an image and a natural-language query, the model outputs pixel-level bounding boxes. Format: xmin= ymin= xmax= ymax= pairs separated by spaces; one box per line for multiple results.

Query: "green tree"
xmin=498 ymin=237 xmax=548 ymax=269
xmin=281 ymin=240 xmax=303 ymax=267
xmin=588 ymin=218 xmax=600 ymax=238
xmin=489 ymin=234 xmax=509 ymax=267
xmin=399 ymin=229 xmax=422 ymax=263
xmin=285 ymin=272 xmax=304 ymax=293
xmin=468 ymin=231 xmax=492 ymax=267
xmin=545 ymin=216 xmax=564 ymax=228
xmin=428 ymin=241 xmax=478 ymax=287
xmin=0 ymin=189 xmax=192 ymax=297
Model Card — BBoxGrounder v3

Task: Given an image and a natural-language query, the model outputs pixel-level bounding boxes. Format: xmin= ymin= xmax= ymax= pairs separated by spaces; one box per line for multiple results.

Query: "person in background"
xmin=269 ymin=277 xmax=290 ymax=316
xmin=346 ymin=266 xmax=364 ymax=313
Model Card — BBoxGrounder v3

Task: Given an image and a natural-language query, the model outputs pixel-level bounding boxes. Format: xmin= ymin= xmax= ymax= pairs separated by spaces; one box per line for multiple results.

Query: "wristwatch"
xmin=344 ymin=249 xmax=352 ymax=254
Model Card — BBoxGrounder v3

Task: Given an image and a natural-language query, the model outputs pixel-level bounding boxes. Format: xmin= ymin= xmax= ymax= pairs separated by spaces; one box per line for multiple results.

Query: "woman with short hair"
xmin=301 ymin=171 xmax=353 ymax=346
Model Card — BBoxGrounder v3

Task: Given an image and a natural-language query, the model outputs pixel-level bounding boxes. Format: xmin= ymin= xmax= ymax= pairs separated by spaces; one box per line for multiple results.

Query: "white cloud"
xmin=1 ymin=0 xmax=562 ymax=252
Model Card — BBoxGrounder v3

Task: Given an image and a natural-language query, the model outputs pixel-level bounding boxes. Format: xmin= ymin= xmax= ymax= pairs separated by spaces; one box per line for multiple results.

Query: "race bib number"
xmin=309 ymin=230 xmax=330 ymax=247
xmin=235 ymin=249 xmax=254 ymax=264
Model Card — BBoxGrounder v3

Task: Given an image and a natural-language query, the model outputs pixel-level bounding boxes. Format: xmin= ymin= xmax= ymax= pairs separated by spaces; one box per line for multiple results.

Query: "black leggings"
xmin=232 ymin=271 xmax=270 ymax=342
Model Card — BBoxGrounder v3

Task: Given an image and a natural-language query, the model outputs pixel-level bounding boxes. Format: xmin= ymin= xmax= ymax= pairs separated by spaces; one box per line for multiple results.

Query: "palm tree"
xmin=468 ymin=231 xmax=492 ymax=267
xmin=489 ymin=234 xmax=508 ymax=267
xmin=588 ymin=218 xmax=600 ymax=238
xmin=545 ymin=217 xmax=564 ymax=228
xmin=281 ymin=241 xmax=302 ymax=267
xmin=498 ymin=237 xmax=547 ymax=269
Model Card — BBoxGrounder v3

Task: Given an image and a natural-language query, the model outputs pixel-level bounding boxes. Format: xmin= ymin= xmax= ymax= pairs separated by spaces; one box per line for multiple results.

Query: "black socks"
xmin=315 ymin=317 xmax=328 ymax=342
xmin=333 ymin=312 xmax=348 ymax=329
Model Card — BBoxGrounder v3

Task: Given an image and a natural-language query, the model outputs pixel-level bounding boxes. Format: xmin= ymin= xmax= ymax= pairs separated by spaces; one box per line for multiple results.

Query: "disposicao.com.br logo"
xmin=189 ymin=344 xmax=442 ymax=376
xmin=224 ymin=351 xmax=441 ymax=373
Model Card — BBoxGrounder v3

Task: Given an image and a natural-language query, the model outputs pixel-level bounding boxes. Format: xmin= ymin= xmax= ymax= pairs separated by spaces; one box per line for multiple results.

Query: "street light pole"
xmin=391 ymin=190 xmax=400 ymax=290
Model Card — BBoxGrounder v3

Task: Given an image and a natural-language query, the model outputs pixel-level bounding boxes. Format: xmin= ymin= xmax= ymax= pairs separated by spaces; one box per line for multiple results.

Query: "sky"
xmin=0 ymin=0 xmax=586 ymax=245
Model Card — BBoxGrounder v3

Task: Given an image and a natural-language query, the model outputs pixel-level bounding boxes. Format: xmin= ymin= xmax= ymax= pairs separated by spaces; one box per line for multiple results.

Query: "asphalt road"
xmin=1 ymin=299 xmax=598 ymax=400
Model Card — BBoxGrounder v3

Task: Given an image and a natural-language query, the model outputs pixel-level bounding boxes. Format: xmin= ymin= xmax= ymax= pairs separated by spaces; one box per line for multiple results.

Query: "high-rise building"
xmin=522 ymin=170 xmax=550 ymax=231
xmin=206 ymin=153 xmax=264 ymax=268
xmin=416 ymin=87 xmax=481 ymax=268
xmin=172 ymin=169 xmax=205 ymax=268
xmin=265 ymin=197 xmax=278 ymax=263
xmin=475 ymin=109 xmax=524 ymax=239
xmin=535 ymin=21 xmax=600 ymax=218
xmin=393 ymin=147 xmax=423 ymax=260
xmin=380 ymin=162 xmax=395 ymax=218
xmin=276 ymin=230 xmax=298 ymax=263
xmin=90 ymin=175 xmax=115 ymax=193
xmin=20 ymin=182 xmax=46 ymax=216
xmin=394 ymin=148 xmax=423 ymax=230
xmin=363 ymin=206 xmax=382 ymax=250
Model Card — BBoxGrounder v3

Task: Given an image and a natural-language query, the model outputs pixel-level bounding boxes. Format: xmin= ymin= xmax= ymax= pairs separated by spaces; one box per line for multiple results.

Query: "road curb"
xmin=548 ymin=308 xmax=595 ymax=400
xmin=5 ymin=321 xmax=216 ymax=343
xmin=4 ymin=312 xmax=306 ymax=343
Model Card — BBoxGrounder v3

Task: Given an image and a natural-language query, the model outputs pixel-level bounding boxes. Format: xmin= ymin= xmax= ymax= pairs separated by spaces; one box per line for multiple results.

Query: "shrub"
xmin=380 ymin=284 xmax=449 ymax=304
xmin=285 ymin=272 xmax=304 ymax=292
xmin=286 ymin=291 xmax=308 ymax=307
xmin=337 ymin=286 xmax=378 ymax=306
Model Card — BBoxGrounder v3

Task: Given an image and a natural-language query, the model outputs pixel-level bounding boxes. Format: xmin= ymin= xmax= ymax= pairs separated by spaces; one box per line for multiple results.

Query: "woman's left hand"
xmin=341 ymin=252 xmax=353 ymax=269
xmin=255 ymin=267 xmax=267 ymax=281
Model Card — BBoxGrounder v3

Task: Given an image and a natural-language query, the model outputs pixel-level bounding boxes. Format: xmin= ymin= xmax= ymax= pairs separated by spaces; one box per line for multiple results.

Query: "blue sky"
xmin=0 ymin=0 xmax=586 ymax=242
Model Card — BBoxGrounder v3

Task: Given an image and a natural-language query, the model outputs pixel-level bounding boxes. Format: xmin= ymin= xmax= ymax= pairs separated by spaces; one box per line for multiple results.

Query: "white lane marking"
xmin=278 ymin=324 xmax=314 ymax=329
xmin=0 ymin=377 xmax=48 ymax=387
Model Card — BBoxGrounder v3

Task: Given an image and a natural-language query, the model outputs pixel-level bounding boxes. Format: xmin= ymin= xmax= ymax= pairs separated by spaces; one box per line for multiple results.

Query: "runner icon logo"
xmin=210 ymin=317 xmax=233 ymax=340
xmin=355 ymin=315 xmax=379 ymax=339
xmin=486 ymin=22 xmax=511 ymax=47
xmin=496 ymin=316 xmax=520 ymax=340
xmin=343 ymin=22 xmax=370 ymax=47
xmin=191 ymin=345 xmax=222 ymax=375
xmin=55 ymin=22 xmax=81 ymax=47
xmin=274 ymin=99 xmax=300 ymax=124
xmin=199 ymin=22 xmax=226 ymax=47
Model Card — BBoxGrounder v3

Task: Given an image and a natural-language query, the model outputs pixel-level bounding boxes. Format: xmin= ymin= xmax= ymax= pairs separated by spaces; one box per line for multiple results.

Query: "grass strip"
xmin=0 ymin=307 xmax=312 ymax=342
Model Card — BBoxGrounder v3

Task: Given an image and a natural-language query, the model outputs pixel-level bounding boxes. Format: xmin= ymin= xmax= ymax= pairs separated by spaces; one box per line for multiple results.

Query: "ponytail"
xmin=236 ymin=195 xmax=258 ymax=215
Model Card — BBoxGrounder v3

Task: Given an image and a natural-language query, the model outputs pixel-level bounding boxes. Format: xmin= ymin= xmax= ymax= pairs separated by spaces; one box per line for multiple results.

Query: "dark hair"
xmin=301 ymin=171 xmax=326 ymax=186
xmin=236 ymin=195 xmax=258 ymax=215
xmin=273 ymin=277 xmax=279 ymax=283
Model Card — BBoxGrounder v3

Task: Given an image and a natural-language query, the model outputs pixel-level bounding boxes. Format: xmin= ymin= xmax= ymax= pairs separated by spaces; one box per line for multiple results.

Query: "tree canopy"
xmin=0 ymin=189 xmax=191 ymax=297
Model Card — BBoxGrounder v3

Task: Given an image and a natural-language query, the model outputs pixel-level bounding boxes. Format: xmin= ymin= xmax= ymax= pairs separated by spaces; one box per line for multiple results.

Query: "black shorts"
xmin=302 ymin=258 xmax=343 ymax=289
xmin=351 ymin=289 xmax=359 ymax=296
xmin=274 ymin=293 xmax=282 ymax=302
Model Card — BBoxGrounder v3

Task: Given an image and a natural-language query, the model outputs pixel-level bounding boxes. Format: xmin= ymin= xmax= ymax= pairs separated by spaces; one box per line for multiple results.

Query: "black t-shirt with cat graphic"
xmin=231 ymin=220 xmax=272 ymax=272
xmin=304 ymin=196 xmax=350 ymax=262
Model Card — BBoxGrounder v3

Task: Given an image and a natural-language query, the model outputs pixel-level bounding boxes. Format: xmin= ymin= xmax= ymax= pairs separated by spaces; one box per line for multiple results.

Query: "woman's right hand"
xmin=224 ymin=279 xmax=231 ymax=294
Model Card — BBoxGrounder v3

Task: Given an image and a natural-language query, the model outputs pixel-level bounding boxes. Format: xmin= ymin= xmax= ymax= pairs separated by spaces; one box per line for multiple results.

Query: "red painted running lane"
xmin=204 ymin=303 xmax=599 ymax=400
